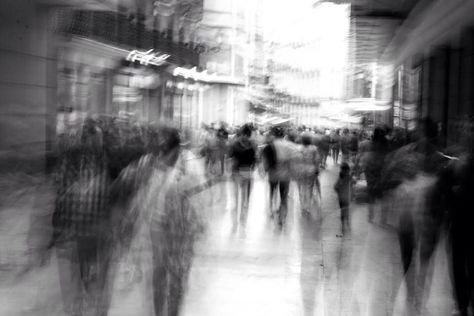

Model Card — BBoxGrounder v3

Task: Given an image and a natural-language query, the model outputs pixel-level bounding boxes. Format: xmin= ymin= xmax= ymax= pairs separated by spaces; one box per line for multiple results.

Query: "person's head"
xmin=159 ymin=125 xmax=181 ymax=167
xmin=340 ymin=162 xmax=350 ymax=176
xmin=81 ymin=117 xmax=104 ymax=152
xmin=271 ymin=125 xmax=285 ymax=139
xmin=372 ymin=126 xmax=387 ymax=144
xmin=240 ymin=124 xmax=252 ymax=138
xmin=341 ymin=162 xmax=350 ymax=171
xmin=301 ymin=133 xmax=312 ymax=146
xmin=287 ymin=130 xmax=298 ymax=143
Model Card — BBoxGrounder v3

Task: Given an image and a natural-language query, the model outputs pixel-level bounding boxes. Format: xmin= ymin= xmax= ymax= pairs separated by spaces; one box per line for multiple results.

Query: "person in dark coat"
xmin=334 ymin=163 xmax=352 ymax=236
xmin=262 ymin=126 xmax=293 ymax=227
xmin=53 ymin=117 xmax=115 ymax=316
xmin=229 ymin=124 xmax=257 ymax=224
xmin=319 ymin=130 xmax=330 ymax=169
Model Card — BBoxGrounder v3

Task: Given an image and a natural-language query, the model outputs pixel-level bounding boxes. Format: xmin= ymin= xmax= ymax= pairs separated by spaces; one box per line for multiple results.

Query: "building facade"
xmin=379 ymin=0 xmax=474 ymax=145
xmin=0 ymin=0 xmax=205 ymax=172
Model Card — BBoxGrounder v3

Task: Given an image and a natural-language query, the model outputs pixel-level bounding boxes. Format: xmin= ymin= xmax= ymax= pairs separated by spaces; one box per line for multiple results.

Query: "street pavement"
xmin=0 ymin=160 xmax=455 ymax=316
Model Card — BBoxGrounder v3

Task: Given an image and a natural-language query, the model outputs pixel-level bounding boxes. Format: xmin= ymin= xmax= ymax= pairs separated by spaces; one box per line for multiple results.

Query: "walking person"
xmin=340 ymin=128 xmax=351 ymax=164
xmin=262 ymin=126 xmax=293 ymax=227
xmin=147 ymin=126 xmax=204 ymax=316
xmin=216 ymin=125 xmax=229 ymax=177
xmin=330 ymin=129 xmax=341 ymax=165
xmin=294 ymin=133 xmax=321 ymax=219
xmin=334 ymin=162 xmax=352 ymax=236
xmin=53 ymin=117 xmax=115 ymax=316
xmin=319 ymin=130 xmax=330 ymax=169
xmin=229 ymin=124 xmax=257 ymax=226
xmin=364 ymin=127 xmax=389 ymax=223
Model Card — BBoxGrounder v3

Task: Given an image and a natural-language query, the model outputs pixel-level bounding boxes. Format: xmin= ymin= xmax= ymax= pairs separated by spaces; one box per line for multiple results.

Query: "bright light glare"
xmin=263 ymin=0 xmax=350 ymax=99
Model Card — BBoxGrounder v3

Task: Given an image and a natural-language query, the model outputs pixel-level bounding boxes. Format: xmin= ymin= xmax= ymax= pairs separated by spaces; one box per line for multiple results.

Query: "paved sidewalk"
xmin=0 ymin=161 xmax=455 ymax=316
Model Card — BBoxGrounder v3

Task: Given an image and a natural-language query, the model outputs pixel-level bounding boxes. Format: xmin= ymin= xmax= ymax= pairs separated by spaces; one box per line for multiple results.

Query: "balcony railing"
xmin=56 ymin=10 xmax=200 ymax=67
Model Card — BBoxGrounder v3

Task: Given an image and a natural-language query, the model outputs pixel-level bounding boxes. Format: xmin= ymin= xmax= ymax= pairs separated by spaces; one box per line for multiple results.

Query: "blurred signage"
xmin=173 ymin=67 xmax=212 ymax=81
xmin=113 ymin=86 xmax=142 ymax=102
xmin=126 ymin=49 xmax=170 ymax=66
xmin=115 ymin=73 xmax=160 ymax=89
xmin=173 ymin=66 xmax=244 ymax=85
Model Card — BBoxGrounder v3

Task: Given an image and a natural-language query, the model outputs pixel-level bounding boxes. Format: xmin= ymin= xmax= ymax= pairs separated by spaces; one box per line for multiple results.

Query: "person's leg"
xmin=78 ymin=235 xmax=114 ymax=315
xmin=398 ymin=213 xmax=416 ymax=307
xmin=269 ymin=180 xmax=277 ymax=214
xmin=398 ymin=218 xmax=415 ymax=275
xmin=150 ymin=229 xmax=168 ymax=316
xmin=95 ymin=234 xmax=116 ymax=316
xmin=451 ymin=230 xmax=470 ymax=315
xmin=56 ymin=240 xmax=84 ymax=316
xmin=298 ymin=180 xmax=306 ymax=213
xmin=167 ymin=246 xmax=193 ymax=316
xmin=220 ymin=155 xmax=225 ymax=176
xmin=168 ymin=272 xmax=184 ymax=316
xmin=367 ymin=191 xmax=375 ymax=222
xmin=239 ymin=178 xmax=249 ymax=224
xmin=339 ymin=201 xmax=347 ymax=235
xmin=344 ymin=204 xmax=350 ymax=233
xmin=233 ymin=176 xmax=240 ymax=212
xmin=416 ymin=223 xmax=439 ymax=313
xmin=77 ymin=236 xmax=98 ymax=296
xmin=305 ymin=177 xmax=314 ymax=213
xmin=279 ymin=181 xmax=290 ymax=226
xmin=466 ymin=244 xmax=474 ymax=315
xmin=246 ymin=177 xmax=252 ymax=207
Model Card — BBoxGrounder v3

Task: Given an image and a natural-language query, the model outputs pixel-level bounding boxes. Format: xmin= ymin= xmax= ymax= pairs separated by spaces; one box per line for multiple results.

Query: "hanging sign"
xmin=126 ymin=49 xmax=170 ymax=66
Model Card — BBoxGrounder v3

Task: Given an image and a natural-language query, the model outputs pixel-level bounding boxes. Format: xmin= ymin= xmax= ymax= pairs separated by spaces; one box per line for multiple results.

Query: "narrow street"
xmin=0 ymin=160 xmax=454 ymax=316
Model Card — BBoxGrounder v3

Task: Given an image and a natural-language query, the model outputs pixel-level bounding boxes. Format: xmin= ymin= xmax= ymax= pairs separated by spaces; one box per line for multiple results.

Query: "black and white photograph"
xmin=1 ymin=0 xmax=474 ymax=315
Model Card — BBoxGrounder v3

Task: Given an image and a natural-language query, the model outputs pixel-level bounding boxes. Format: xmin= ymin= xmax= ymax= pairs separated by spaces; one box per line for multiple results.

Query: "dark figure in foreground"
xmin=53 ymin=118 xmax=116 ymax=316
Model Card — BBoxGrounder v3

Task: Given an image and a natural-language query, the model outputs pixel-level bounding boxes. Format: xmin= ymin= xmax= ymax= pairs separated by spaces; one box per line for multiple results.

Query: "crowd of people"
xmin=197 ymin=117 xmax=474 ymax=315
xmin=51 ymin=116 xmax=206 ymax=316
xmin=18 ymin=114 xmax=474 ymax=316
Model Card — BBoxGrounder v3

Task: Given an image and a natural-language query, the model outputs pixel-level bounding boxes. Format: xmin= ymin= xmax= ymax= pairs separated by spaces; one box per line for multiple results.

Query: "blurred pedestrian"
xmin=294 ymin=133 xmax=321 ymax=219
xmin=330 ymin=129 xmax=341 ymax=164
xmin=319 ymin=130 xmax=330 ymax=169
xmin=364 ymin=126 xmax=389 ymax=223
xmin=340 ymin=128 xmax=351 ymax=164
xmin=216 ymin=125 xmax=229 ymax=176
xmin=229 ymin=124 xmax=257 ymax=225
xmin=262 ymin=126 xmax=293 ymax=227
xmin=334 ymin=162 xmax=352 ymax=236
xmin=52 ymin=117 xmax=115 ymax=316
